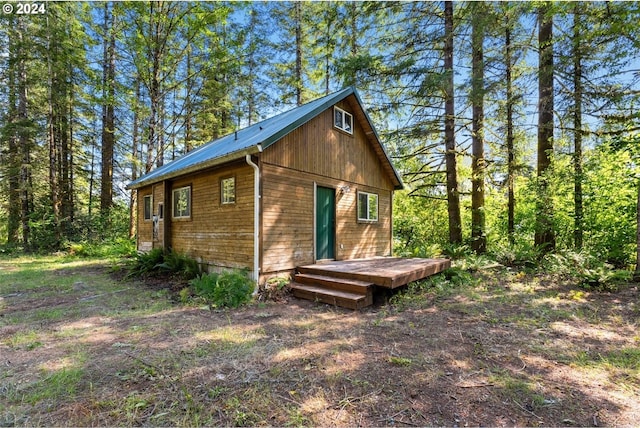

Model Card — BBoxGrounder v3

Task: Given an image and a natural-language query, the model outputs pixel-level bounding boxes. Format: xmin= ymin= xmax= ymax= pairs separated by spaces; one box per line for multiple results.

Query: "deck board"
xmin=297 ymin=257 xmax=451 ymax=289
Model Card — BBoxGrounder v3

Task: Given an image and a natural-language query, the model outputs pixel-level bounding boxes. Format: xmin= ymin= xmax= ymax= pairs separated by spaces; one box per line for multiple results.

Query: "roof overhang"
xmin=126 ymin=145 xmax=262 ymax=190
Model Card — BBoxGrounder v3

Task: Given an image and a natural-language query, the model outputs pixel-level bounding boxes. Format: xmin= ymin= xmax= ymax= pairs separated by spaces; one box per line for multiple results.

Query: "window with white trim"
xmin=221 ymin=176 xmax=236 ymax=204
xmin=172 ymin=186 xmax=191 ymax=219
xmin=334 ymin=106 xmax=353 ymax=134
xmin=143 ymin=195 xmax=152 ymax=221
xmin=357 ymin=191 xmax=378 ymax=222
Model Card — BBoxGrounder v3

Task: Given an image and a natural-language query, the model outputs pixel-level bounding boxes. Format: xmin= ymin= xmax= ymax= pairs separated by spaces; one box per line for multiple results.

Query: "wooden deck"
xmin=290 ymin=257 xmax=451 ymax=309
xmin=298 ymin=257 xmax=451 ymax=289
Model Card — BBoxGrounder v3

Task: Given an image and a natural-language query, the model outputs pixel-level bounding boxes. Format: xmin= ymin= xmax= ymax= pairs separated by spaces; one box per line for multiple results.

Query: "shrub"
xmin=492 ymin=242 xmax=540 ymax=270
xmin=155 ymin=250 xmax=201 ymax=279
xmin=190 ymin=270 xmax=254 ymax=309
xmin=127 ymin=248 xmax=165 ymax=278
xmin=542 ymin=250 xmax=633 ymax=292
xmin=126 ymin=249 xmax=201 ymax=280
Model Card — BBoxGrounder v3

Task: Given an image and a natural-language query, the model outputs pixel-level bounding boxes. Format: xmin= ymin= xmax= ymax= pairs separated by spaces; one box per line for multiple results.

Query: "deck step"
xmin=294 ymin=273 xmax=373 ymax=294
xmin=289 ymin=283 xmax=372 ymax=310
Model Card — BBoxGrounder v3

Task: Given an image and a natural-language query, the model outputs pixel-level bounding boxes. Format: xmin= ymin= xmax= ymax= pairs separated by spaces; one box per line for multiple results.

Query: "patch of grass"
xmin=285 ymin=407 xmax=310 ymax=427
xmin=5 ymin=330 xmax=43 ymax=350
xmin=388 ymin=356 xmax=413 ymax=366
xmin=23 ymin=366 xmax=85 ymax=404
xmin=574 ymin=348 xmax=640 ymax=371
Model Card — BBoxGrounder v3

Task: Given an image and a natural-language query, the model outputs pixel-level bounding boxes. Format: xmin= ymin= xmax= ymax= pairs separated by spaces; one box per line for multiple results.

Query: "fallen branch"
xmin=456 ymin=383 xmax=494 ymax=388
xmin=513 ymin=399 xmax=543 ymax=420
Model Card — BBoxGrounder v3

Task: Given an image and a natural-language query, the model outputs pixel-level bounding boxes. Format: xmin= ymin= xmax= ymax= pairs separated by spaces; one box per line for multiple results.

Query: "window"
xmin=143 ymin=195 xmax=152 ymax=221
xmin=158 ymin=203 xmax=164 ymax=220
xmin=357 ymin=191 xmax=378 ymax=222
xmin=221 ymin=177 xmax=236 ymax=204
xmin=172 ymin=186 xmax=191 ymax=219
xmin=334 ymin=107 xmax=353 ymax=134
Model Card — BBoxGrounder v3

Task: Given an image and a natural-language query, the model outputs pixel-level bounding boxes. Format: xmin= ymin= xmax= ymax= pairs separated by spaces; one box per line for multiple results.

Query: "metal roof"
xmin=127 ymin=86 xmax=403 ymax=190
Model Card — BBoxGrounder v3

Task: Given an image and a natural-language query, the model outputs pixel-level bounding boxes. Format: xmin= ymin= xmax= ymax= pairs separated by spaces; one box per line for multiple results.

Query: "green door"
xmin=316 ymin=186 xmax=335 ymax=260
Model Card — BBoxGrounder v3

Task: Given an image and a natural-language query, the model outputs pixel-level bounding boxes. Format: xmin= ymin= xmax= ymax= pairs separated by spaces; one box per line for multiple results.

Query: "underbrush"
xmin=188 ymin=270 xmax=255 ymax=309
xmin=390 ymin=246 xmax=635 ymax=311
xmin=126 ymin=248 xmax=201 ymax=280
xmin=541 ymin=250 xmax=633 ymax=292
xmin=125 ymin=250 xmax=255 ymax=309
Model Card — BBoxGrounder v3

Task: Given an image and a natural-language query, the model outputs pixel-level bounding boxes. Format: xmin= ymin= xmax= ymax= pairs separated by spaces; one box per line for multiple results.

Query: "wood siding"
xmin=170 ymin=162 xmax=255 ymax=273
xmin=138 ymin=162 xmax=255 ymax=274
xmin=260 ymin=101 xmax=395 ymax=191
xmin=260 ymin=101 xmax=394 ymax=275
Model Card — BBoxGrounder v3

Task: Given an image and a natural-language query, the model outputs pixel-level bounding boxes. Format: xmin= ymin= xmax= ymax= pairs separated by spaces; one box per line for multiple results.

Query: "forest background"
xmin=0 ymin=1 xmax=639 ymax=277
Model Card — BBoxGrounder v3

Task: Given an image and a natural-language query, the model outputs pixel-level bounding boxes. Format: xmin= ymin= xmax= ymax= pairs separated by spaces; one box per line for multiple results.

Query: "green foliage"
xmin=190 ymin=270 xmax=255 ymax=309
xmin=542 ymin=250 xmax=632 ymax=291
xmin=393 ymin=190 xmax=448 ymax=257
xmin=126 ymin=249 xmax=201 ymax=280
xmin=491 ymin=241 xmax=541 ymax=270
xmin=127 ymin=248 xmax=166 ymax=278
xmin=581 ymin=146 xmax=637 ymax=267
xmin=442 ymin=243 xmax=472 ymax=260
xmin=65 ymin=238 xmax=136 ymax=259
xmin=155 ymin=250 xmax=201 ymax=280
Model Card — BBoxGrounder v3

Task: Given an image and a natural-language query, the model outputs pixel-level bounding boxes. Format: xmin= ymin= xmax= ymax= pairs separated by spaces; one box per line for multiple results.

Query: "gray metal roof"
xmin=128 ymin=86 xmax=402 ymax=190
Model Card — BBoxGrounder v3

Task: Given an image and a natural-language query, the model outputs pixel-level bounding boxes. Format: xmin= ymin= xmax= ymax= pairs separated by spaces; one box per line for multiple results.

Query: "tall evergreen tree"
xmin=535 ymin=3 xmax=556 ymax=252
xmin=470 ymin=2 xmax=486 ymax=253
xmin=444 ymin=1 xmax=462 ymax=244
xmin=100 ymin=2 xmax=117 ymax=213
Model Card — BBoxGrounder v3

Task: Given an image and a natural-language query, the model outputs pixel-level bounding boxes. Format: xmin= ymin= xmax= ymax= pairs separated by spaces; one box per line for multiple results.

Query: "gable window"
xmin=221 ymin=176 xmax=236 ymax=204
xmin=357 ymin=191 xmax=378 ymax=222
xmin=172 ymin=186 xmax=191 ymax=219
xmin=143 ymin=195 xmax=153 ymax=221
xmin=334 ymin=106 xmax=353 ymax=134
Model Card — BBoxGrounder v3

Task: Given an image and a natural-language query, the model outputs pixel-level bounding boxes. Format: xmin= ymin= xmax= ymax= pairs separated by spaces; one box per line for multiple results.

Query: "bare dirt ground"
xmin=1 ymin=260 xmax=639 ymax=427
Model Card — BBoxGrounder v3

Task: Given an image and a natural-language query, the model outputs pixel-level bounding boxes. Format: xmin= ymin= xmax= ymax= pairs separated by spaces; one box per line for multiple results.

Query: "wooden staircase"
xmin=289 ymin=257 xmax=451 ymax=310
xmin=289 ymin=270 xmax=374 ymax=310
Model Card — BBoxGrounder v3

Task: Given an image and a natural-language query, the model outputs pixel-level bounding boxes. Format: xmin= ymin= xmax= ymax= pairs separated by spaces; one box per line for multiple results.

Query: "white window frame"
xmin=357 ymin=191 xmax=379 ymax=222
xmin=334 ymin=106 xmax=353 ymax=134
xmin=143 ymin=195 xmax=153 ymax=221
xmin=172 ymin=186 xmax=191 ymax=219
xmin=221 ymin=176 xmax=236 ymax=205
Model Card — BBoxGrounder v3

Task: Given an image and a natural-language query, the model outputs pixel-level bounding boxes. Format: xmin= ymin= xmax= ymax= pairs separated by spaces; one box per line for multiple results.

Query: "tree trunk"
xmin=6 ymin=23 xmax=20 ymax=245
xmin=444 ymin=0 xmax=462 ymax=244
xmin=572 ymin=5 xmax=584 ymax=250
xmin=535 ymin=3 xmax=555 ymax=253
xmin=471 ymin=4 xmax=486 ymax=254
xmin=129 ymin=80 xmax=141 ymax=240
xmin=17 ymin=21 xmax=31 ymax=251
xmin=101 ymin=2 xmax=116 ymax=212
xmin=505 ymin=16 xmax=515 ymax=245
xmin=46 ymin=14 xmax=61 ymax=247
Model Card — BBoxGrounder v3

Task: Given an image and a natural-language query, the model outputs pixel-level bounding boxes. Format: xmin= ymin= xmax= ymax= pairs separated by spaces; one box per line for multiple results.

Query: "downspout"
xmin=246 ymin=150 xmax=261 ymax=285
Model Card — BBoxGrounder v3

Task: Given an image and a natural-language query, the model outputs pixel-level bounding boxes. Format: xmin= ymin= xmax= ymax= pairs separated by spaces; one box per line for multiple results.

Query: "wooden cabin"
xmin=127 ymin=87 xmax=404 ymax=286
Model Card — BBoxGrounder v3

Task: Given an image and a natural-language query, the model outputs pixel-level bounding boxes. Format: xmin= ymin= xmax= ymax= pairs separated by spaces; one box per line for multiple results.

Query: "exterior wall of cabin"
xmin=136 ymin=183 xmax=165 ymax=252
xmin=259 ymin=100 xmax=395 ymax=276
xmin=137 ymin=161 xmax=256 ymax=276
